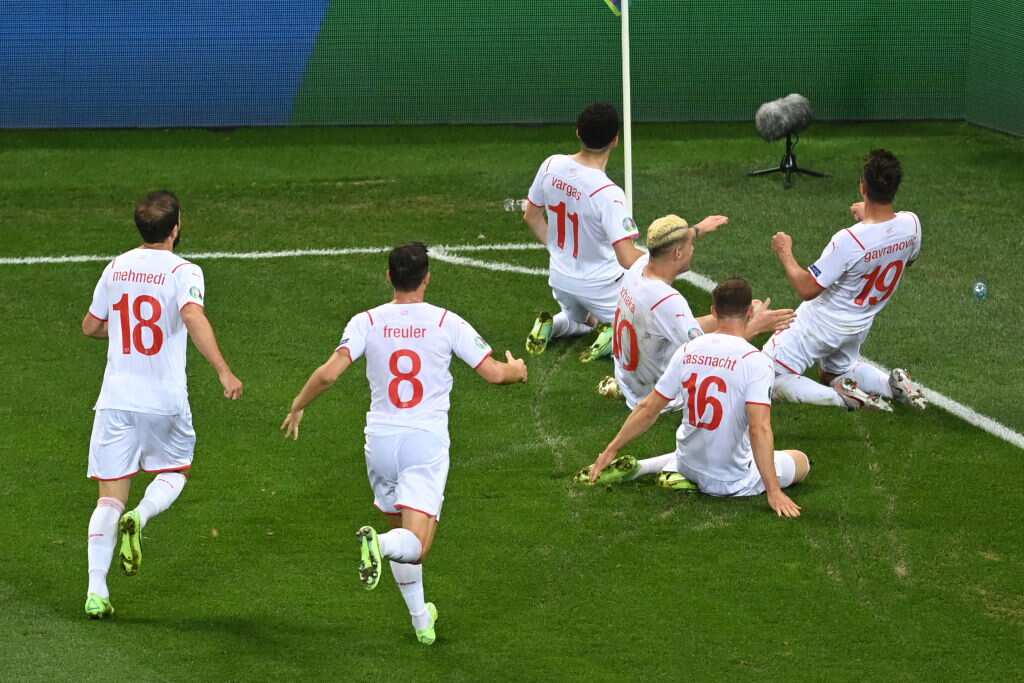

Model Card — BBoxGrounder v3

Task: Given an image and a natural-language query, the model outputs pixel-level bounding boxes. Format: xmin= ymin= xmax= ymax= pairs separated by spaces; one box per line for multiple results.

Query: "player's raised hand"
xmin=748 ymin=297 xmax=795 ymax=336
xmin=766 ymin=489 xmax=801 ymax=518
xmin=771 ymin=232 xmax=793 ymax=259
xmin=850 ymin=201 xmax=866 ymax=222
xmin=505 ymin=350 xmax=528 ymax=383
xmin=219 ymin=370 xmax=244 ymax=400
xmin=695 ymin=215 xmax=729 ymax=235
xmin=280 ymin=409 xmax=304 ymax=441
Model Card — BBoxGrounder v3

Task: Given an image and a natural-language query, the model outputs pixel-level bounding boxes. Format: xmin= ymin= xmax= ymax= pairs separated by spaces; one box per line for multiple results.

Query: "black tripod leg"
xmin=793 ymin=168 xmax=828 ymax=178
xmin=747 ymin=167 xmax=783 ymax=176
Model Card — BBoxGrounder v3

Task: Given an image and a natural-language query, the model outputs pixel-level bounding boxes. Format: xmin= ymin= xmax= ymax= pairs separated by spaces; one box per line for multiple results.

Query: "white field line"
xmin=0 ymin=241 xmax=547 ymax=266
xmin=4 ymin=241 xmax=1022 ymax=450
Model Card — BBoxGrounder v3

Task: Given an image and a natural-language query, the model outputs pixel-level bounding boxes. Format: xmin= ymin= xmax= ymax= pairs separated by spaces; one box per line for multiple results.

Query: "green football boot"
xmin=117 ymin=510 xmax=142 ymax=577
xmin=416 ymin=602 xmax=439 ymax=645
xmin=356 ymin=526 xmax=383 ymax=591
xmin=525 ymin=313 xmax=554 ymax=355
xmin=579 ymin=324 xmax=613 ymax=363
xmin=84 ymin=593 xmax=114 ymax=620
xmin=656 ymin=471 xmax=699 ymax=492
xmin=573 ymin=455 xmax=639 ymax=486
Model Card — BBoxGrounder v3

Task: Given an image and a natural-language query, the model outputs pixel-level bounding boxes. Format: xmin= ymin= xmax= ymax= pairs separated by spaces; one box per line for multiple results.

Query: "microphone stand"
xmin=748 ymin=133 xmax=827 ymax=189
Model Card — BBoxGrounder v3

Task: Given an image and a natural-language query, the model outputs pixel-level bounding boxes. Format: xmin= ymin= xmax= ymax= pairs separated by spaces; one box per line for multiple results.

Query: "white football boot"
xmin=596 ymin=376 xmax=622 ymax=399
xmin=889 ymin=368 xmax=927 ymax=410
xmin=832 ymin=377 xmax=893 ymax=412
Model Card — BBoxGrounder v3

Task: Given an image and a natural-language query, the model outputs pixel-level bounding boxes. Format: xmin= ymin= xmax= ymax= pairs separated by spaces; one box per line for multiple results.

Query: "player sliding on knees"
xmin=597 ymin=214 xmax=794 ymax=411
xmin=280 ymin=243 xmax=527 ymax=645
xmin=764 ymin=149 xmax=926 ymax=411
xmin=80 ymin=191 xmax=244 ymax=619
xmin=522 ymin=102 xmax=725 ymax=362
xmin=577 ymin=278 xmax=808 ymax=518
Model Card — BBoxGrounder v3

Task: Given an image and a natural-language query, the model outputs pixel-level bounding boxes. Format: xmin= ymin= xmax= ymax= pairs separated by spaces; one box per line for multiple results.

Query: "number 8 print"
xmin=388 ymin=349 xmax=424 ymax=409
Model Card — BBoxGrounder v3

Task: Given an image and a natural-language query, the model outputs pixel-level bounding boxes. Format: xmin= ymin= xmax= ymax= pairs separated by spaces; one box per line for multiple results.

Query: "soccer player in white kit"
xmin=598 ymin=214 xmax=794 ymax=413
xmin=582 ymin=278 xmax=808 ymax=517
xmin=80 ymin=191 xmax=244 ymax=619
xmin=280 ymin=243 xmax=527 ymax=645
xmin=523 ymin=103 xmax=651 ymax=362
xmin=764 ymin=149 xmax=926 ymax=411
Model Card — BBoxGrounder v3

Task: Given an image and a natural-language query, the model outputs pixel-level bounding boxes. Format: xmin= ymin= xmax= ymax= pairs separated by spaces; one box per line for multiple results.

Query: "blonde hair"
xmin=646 ymin=214 xmax=692 ymax=254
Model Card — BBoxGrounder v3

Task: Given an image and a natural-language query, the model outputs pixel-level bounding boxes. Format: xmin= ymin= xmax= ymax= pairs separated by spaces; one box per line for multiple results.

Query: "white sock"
xmin=378 ymin=528 xmax=423 ymax=563
xmin=551 ymin=312 xmax=593 ymax=339
xmin=841 ymin=363 xmax=893 ymax=398
xmin=773 ymin=373 xmax=845 ymax=407
xmin=87 ymin=497 xmax=124 ymax=598
xmin=135 ymin=472 xmax=187 ymax=528
xmin=391 ymin=561 xmax=431 ymax=630
xmin=633 ymin=454 xmax=675 ymax=479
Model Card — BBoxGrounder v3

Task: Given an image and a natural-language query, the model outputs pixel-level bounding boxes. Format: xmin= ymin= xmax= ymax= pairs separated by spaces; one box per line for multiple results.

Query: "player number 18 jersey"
xmin=89 ymin=248 xmax=206 ymax=415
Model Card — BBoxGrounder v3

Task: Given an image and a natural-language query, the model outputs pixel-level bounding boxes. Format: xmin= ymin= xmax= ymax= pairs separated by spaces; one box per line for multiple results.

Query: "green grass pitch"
xmin=1 ymin=122 xmax=1022 ymax=681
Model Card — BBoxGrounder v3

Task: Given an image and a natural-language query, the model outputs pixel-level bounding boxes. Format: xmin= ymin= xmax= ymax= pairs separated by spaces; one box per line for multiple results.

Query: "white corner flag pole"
xmin=621 ymin=0 xmax=633 ymax=215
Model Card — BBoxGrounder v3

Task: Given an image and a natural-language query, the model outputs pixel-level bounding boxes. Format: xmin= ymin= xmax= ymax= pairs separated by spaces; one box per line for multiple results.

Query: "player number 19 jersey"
xmin=803 ymin=211 xmax=922 ymax=334
xmin=338 ymin=303 xmax=492 ymax=438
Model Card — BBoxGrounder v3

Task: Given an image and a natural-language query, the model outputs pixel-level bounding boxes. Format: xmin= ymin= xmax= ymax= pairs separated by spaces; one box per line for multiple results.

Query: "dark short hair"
xmin=134 ymin=191 xmax=180 ymax=243
xmin=862 ymin=149 xmax=902 ymax=203
xmin=577 ymin=102 xmax=620 ymax=150
xmin=712 ymin=277 xmax=753 ymax=319
xmin=389 ymin=242 xmax=430 ymax=292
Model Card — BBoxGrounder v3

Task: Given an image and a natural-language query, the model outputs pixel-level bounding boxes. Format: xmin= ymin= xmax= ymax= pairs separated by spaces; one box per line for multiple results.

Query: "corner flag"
xmin=603 ymin=0 xmax=621 ymax=16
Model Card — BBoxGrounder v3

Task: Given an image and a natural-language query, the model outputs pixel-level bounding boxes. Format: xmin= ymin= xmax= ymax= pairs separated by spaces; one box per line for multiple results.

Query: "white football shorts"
xmin=678 ymin=450 xmax=797 ymax=498
xmin=551 ymin=280 xmax=621 ymax=326
xmin=88 ymin=409 xmax=195 ymax=480
xmin=763 ymin=316 xmax=871 ymax=377
xmin=365 ymin=428 xmax=450 ymax=520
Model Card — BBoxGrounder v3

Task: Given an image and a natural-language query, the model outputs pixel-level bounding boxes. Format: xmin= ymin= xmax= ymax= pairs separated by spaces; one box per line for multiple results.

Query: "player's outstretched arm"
xmin=523 ymin=202 xmax=548 ymax=245
xmin=589 ymin=390 xmax=669 ymax=482
xmin=81 ymin=312 xmax=108 ymax=339
xmin=475 ymin=351 xmax=528 ymax=385
xmin=693 ymin=215 xmax=729 ymax=237
xmin=747 ymin=404 xmax=801 ymax=518
xmin=771 ymin=232 xmax=824 ymax=301
xmin=612 ymin=238 xmax=645 ymax=269
xmin=181 ymin=303 xmax=243 ymax=400
xmin=280 ymin=349 xmax=353 ymax=440
xmin=744 ymin=298 xmax=795 ymax=339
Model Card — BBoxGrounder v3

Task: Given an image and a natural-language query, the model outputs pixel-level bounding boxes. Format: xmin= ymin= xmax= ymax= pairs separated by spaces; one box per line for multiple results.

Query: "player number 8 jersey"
xmin=337 ymin=303 xmax=492 ymax=438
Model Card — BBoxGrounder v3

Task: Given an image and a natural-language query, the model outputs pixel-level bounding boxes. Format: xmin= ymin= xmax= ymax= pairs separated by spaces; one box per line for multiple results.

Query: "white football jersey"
xmin=338 ymin=303 xmax=492 ymax=438
xmin=654 ymin=333 xmax=774 ymax=484
xmin=802 ymin=211 xmax=922 ymax=334
xmin=89 ymin=248 xmax=206 ymax=415
xmin=527 ymin=154 xmax=639 ymax=295
xmin=613 ymin=255 xmax=702 ymax=408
